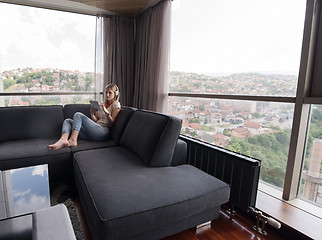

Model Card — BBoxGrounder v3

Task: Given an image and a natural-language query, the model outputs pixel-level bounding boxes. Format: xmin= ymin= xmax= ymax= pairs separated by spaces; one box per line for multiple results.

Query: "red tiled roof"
xmin=244 ymin=121 xmax=262 ymax=129
xmin=189 ymin=123 xmax=202 ymax=129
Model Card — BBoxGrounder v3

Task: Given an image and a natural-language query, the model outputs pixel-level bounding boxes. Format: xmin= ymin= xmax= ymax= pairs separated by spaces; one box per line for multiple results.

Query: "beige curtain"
xmin=133 ymin=0 xmax=172 ymax=113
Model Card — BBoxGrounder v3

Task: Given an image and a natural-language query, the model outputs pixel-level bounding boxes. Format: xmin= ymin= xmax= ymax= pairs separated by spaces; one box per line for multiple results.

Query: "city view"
xmin=168 ymin=71 xmax=322 ymax=206
xmin=1 ymin=68 xmax=95 ymax=106
xmin=169 ymin=71 xmax=298 ymax=96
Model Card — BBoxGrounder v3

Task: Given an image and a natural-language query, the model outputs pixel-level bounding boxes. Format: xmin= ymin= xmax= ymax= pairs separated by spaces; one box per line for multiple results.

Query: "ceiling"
xmin=0 ymin=0 xmax=162 ymax=16
xmin=70 ymin=0 xmax=161 ymax=17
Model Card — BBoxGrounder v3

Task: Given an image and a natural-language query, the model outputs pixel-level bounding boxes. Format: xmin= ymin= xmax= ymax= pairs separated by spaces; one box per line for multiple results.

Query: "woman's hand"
xmin=100 ymin=103 xmax=110 ymax=115
xmin=90 ymin=107 xmax=99 ymax=122
xmin=90 ymin=107 xmax=97 ymax=116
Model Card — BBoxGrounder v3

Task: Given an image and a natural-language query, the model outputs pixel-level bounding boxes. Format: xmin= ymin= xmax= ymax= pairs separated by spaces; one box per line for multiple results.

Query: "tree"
xmin=85 ymin=75 xmax=93 ymax=91
xmin=199 ymin=105 xmax=205 ymax=111
xmin=227 ymin=142 xmax=242 ymax=153
xmin=309 ymin=105 xmax=322 ymax=139
xmin=3 ymin=78 xmax=16 ymax=89
xmin=252 ymin=112 xmax=263 ymax=118
xmin=25 ymin=83 xmax=33 ymax=89
xmin=223 ymin=128 xmax=231 ymax=136
xmin=189 ymin=118 xmax=200 ymax=123
xmin=226 ymin=130 xmax=291 ymax=188
xmin=276 ymin=131 xmax=289 ymax=146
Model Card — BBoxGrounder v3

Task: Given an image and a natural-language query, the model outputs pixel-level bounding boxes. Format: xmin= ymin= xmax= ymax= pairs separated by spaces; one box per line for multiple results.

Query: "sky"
xmin=0 ymin=0 xmax=307 ymax=75
xmin=0 ymin=2 xmax=96 ymax=73
xmin=10 ymin=165 xmax=50 ymax=216
xmin=170 ymin=0 xmax=307 ymax=75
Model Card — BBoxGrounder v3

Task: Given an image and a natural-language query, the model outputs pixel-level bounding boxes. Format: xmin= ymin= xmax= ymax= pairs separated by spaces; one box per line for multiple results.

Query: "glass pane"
xmin=0 ymin=3 xmax=95 ymax=93
xmin=170 ymin=0 xmax=306 ymax=96
xmin=169 ymin=96 xmax=294 ymax=189
xmin=0 ymin=165 xmax=50 ymax=219
xmin=299 ymin=105 xmax=322 ymax=207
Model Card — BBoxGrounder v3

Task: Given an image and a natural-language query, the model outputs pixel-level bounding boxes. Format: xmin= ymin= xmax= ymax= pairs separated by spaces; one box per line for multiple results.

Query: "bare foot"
xmin=47 ymin=139 xmax=69 ymax=150
xmin=68 ymin=138 xmax=78 ymax=147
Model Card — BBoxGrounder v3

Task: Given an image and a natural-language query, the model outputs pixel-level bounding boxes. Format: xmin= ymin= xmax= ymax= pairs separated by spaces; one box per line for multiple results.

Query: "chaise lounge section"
xmin=73 ymin=109 xmax=230 ymax=240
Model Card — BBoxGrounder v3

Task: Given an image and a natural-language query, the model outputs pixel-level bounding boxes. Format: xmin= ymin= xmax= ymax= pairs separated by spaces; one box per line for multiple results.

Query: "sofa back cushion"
xmin=64 ymin=104 xmax=136 ymax=143
xmin=119 ymin=110 xmax=182 ymax=167
xmin=110 ymin=107 xmax=137 ymax=143
xmin=0 ymin=105 xmax=64 ymax=142
xmin=63 ymin=104 xmax=91 ymax=119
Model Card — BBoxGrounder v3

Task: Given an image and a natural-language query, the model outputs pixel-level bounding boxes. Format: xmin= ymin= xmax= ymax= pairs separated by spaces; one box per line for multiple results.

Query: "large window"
xmin=169 ymin=0 xmax=306 ymax=191
xmin=0 ymin=3 xmax=96 ymax=106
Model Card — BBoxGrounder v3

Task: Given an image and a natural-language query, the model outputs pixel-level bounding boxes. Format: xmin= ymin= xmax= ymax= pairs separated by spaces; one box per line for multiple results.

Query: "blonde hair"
xmin=104 ymin=84 xmax=120 ymax=109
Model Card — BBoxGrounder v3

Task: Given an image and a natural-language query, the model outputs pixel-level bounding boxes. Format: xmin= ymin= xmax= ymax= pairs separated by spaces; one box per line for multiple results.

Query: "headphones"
xmin=105 ymin=84 xmax=119 ymax=98
xmin=115 ymin=85 xmax=119 ymax=96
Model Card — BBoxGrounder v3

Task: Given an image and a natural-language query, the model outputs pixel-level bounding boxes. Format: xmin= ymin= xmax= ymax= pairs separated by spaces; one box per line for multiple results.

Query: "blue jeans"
xmin=62 ymin=112 xmax=109 ymax=141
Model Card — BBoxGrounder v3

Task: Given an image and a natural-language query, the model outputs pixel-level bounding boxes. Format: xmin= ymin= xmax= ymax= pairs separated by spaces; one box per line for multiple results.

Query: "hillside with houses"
xmin=2 ymin=67 xmax=94 ymax=93
xmin=168 ymin=96 xmax=293 ymax=148
xmin=168 ymin=71 xmax=297 ymax=188
xmin=168 ymin=70 xmax=296 ymax=148
xmin=1 ymin=68 xmax=95 ymax=106
xmin=170 ymin=71 xmax=297 ymax=96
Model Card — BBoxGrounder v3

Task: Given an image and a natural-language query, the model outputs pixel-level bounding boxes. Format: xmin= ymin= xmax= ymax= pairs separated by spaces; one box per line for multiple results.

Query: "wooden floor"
xmin=163 ymin=206 xmax=286 ymax=240
xmin=73 ymin=197 xmax=294 ymax=240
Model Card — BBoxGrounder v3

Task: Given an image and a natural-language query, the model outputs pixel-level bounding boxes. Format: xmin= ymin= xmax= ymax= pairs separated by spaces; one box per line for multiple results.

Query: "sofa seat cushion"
xmin=74 ymin=147 xmax=230 ymax=240
xmin=70 ymin=139 xmax=118 ymax=153
xmin=0 ymin=138 xmax=71 ymax=170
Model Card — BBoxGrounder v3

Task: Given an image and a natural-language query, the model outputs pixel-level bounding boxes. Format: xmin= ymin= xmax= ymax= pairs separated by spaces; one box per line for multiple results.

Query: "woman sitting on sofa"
xmin=48 ymin=84 xmax=121 ymax=150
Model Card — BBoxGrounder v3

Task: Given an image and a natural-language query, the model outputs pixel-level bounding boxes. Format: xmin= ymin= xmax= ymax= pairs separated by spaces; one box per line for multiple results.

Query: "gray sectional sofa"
xmin=0 ymin=104 xmax=230 ymax=240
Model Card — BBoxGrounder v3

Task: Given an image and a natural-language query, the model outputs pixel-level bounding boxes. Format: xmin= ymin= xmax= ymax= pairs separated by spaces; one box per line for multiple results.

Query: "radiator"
xmin=180 ymin=135 xmax=261 ymax=212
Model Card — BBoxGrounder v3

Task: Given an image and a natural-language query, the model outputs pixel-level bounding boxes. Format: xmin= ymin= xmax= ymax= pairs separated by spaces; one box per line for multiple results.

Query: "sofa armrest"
xmin=171 ymin=139 xmax=187 ymax=166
